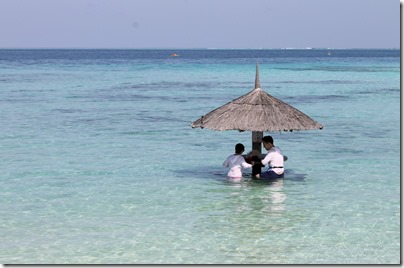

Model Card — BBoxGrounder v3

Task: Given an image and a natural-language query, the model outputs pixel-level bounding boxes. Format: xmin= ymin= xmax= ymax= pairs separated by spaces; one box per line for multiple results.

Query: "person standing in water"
xmin=255 ymin=135 xmax=284 ymax=179
xmin=223 ymin=143 xmax=254 ymax=179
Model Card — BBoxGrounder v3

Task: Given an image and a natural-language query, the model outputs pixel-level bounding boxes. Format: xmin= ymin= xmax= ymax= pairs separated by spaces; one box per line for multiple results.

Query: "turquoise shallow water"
xmin=0 ymin=49 xmax=400 ymax=264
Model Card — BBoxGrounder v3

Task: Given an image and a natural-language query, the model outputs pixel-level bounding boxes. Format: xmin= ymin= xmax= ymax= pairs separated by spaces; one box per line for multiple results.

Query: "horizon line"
xmin=0 ymin=47 xmax=400 ymax=50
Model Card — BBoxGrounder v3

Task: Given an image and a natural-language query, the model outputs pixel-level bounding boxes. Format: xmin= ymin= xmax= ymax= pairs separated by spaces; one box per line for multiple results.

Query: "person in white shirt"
xmin=223 ymin=143 xmax=254 ymax=179
xmin=255 ymin=135 xmax=284 ymax=179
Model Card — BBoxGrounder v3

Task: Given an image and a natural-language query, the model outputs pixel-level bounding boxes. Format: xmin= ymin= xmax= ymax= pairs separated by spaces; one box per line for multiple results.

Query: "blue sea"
xmin=0 ymin=49 xmax=400 ymax=264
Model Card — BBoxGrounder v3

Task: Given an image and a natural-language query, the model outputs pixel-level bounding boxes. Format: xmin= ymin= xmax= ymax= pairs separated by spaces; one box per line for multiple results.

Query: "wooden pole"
xmin=255 ymin=63 xmax=260 ymax=89
xmin=252 ymin=131 xmax=263 ymax=176
xmin=251 ymin=64 xmax=263 ymax=176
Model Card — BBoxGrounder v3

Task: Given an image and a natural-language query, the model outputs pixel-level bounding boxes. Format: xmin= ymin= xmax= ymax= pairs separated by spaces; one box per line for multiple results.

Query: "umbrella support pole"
xmin=252 ymin=131 xmax=263 ymax=176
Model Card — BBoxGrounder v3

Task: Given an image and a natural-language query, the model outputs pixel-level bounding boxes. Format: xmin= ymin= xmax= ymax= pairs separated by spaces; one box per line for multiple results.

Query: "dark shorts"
xmin=260 ymin=170 xmax=284 ymax=179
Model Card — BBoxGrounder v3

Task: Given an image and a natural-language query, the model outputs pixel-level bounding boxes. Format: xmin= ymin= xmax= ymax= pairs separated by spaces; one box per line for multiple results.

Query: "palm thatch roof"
xmin=191 ymin=64 xmax=323 ymax=132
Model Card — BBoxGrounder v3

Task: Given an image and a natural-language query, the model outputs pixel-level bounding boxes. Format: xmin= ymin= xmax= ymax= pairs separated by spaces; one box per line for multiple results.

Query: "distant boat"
xmin=327 ymin=52 xmax=332 ymax=56
xmin=171 ymin=53 xmax=180 ymax=57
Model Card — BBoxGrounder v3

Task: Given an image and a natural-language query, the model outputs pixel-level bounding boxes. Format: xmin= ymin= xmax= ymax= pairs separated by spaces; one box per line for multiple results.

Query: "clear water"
xmin=0 ymin=49 xmax=400 ymax=264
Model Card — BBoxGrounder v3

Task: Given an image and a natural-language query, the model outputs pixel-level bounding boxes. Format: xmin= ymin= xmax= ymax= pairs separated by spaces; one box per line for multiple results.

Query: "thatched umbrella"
xmin=191 ymin=63 xmax=323 ymax=174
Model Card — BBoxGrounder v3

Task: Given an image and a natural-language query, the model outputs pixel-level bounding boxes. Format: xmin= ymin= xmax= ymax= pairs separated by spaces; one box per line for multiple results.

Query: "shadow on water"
xmin=174 ymin=166 xmax=308 ymax=185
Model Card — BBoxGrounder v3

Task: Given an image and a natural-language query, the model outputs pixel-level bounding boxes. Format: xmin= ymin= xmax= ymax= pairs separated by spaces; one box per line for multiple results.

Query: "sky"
xmin=0 ymin=0 xmax=400 ymax=49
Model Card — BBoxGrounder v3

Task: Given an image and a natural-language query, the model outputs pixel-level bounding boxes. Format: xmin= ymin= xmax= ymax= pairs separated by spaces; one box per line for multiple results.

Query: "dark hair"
xmin=262 ymin=135 xmax=274 ymax=144
xmin=235 ymin=143 xmax=245 ymax=154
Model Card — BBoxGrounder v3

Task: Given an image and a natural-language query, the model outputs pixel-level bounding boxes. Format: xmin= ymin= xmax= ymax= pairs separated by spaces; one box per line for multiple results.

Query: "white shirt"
xmin=261 ymin=146 xmax=284 ymax=175
xmin=223 ymin=154 xmax=252 ymax=178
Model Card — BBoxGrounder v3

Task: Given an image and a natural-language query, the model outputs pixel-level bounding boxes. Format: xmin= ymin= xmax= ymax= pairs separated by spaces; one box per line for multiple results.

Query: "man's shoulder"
xmin=270 ymin=146 xmax=283 ymax=154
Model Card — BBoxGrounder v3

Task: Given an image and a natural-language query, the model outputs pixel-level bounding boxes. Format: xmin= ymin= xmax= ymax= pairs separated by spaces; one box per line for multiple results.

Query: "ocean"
xmin=0 ymin=49 xmax=400 ymax=264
